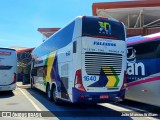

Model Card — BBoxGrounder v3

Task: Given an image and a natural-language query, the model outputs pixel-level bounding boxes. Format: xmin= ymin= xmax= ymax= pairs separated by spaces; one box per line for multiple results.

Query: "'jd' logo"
xmin=98 ymin=22 xmax=111 ymax=35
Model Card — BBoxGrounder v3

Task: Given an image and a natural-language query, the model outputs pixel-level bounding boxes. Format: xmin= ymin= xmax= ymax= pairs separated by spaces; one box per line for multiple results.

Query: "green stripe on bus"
xmin=111 ymin=67 xmax=120 ymax=87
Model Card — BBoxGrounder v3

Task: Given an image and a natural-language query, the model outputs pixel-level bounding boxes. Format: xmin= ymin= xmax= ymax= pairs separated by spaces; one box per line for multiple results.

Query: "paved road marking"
xmin=18 ymin=88 xmax=59 ymax=120
xmin=114 ymin=102 xmax=146 ymax=112
xmin=100 ymin=103 xmax=158 ymax=120
xmin=18 ymin=88 xmax=41 ymax=111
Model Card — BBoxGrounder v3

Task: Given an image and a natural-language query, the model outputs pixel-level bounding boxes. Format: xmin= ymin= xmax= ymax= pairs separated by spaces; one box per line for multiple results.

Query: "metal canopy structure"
xmin=9 ymin=46 xmax=34 ymax=54
xmin=92 ymin=0 xmax=160 ymax=36
xmin=96 ymin=7 xmax=160 ymax=28
xmin=38 ymin=28 xmax=60 ymax=38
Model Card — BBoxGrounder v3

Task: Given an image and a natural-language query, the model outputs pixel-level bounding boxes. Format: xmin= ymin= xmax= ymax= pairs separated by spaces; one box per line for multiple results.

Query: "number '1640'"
xmin=83 ymin=76 xmax=96 ymax=81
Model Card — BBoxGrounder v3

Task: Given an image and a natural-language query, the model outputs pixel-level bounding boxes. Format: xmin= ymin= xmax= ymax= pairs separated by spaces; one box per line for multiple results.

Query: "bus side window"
xmin=31 ymin=68 xmax=37 ymax=76
xmin=155 ymin=40 xmax=160 ymax=58
xmin=135 ymin=41 xmax=159 ymax=60
xmin=73 ymin=41 xmax=77 ymax=53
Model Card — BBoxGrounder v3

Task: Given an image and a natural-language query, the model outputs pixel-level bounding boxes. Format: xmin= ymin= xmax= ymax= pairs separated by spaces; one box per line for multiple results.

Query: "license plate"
xmin=100 ymin=95 xmax=108 ymax=99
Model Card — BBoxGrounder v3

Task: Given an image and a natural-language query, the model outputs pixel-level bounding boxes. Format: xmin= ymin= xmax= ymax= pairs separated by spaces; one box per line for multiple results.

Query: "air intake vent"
xmin=85 ymin=52 xmax=122 ymax=76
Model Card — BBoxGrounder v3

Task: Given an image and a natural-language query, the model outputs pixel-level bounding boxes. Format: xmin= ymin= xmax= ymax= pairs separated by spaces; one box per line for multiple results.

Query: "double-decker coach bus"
xmin=30 ymin=16 xmax=127 ymax=104
xmin=0 ymin=48 xmax=17 ymax=92
xmin=126 ymin=33 xmax=160 ymax=106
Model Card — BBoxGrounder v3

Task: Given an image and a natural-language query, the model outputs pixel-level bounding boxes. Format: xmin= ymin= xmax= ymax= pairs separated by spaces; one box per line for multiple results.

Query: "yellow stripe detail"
xmin=102 ymin=66 xmax=116 ymax=87
xmin=106 ymin=76 xmax=116 ymax=87
xmin=46 ymin=52 xmax=56 ymax=83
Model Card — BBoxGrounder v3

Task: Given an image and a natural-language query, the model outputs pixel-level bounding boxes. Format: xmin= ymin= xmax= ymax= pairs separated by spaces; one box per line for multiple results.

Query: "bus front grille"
xmin=85 ymin=52 xmax=122 ymax=76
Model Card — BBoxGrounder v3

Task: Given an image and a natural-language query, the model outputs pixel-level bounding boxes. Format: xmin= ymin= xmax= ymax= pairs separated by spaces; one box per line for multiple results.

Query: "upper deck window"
xmin=82 ymin=17 xmax=125 ymax=40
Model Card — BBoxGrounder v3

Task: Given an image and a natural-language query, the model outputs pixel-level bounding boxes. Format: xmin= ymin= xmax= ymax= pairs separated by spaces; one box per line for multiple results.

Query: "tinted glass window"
xmin=33 ymin=21 xmax=75 ymax=57
xmin=129 ymin=40 xmax=160 ymax=60
xmin=82 ymin=17 xmax=125 ymax=40
xmin=0 ymin=66 xmax=12 ymax=70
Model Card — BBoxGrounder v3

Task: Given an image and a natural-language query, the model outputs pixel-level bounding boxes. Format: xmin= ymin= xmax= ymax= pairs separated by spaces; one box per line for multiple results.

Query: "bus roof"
xmin=127 ymin=32 xmax=160 ymax=46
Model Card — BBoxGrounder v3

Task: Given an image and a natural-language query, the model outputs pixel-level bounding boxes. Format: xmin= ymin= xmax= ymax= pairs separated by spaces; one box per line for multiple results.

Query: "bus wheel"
xmin=8 ymin=90 xmax=13 ymax=94
xmin=46 ymin=85 xmax=53 ymax=101
xmin=52 ymin=87 xmax=60 ymax=104
xmin=31 ymin=78 xmax=34 ymax=89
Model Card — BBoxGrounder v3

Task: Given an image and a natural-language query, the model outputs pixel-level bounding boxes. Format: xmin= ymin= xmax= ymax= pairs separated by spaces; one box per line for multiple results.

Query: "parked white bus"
xmin=31 ymin=16 xmax=127 ymax=104
xmin=0 ymin=48 xmax=17 ymax=91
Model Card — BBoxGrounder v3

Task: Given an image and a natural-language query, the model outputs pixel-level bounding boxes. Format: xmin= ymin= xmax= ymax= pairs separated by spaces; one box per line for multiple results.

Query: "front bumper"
xmin=0 ymin=84 xmax=16 ymax=91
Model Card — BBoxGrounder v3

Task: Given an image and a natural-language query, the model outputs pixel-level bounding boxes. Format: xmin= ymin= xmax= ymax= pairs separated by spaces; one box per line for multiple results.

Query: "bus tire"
xmin=46 ymin=84 xmax=53 ymax=101
xmin=30 ymin=77 xmax=34 ymax=89
xmin=8 ymin=90 xmax=13 ymax=93
xmin=52 ymin=86 xmax=60 ymax=105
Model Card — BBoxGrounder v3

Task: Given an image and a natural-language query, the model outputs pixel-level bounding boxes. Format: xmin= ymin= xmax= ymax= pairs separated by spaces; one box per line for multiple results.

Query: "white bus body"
xmin=0 ymin=48 xmax=17 ymax=91
xmin=31 ymin=16 xmax=127 ymax=104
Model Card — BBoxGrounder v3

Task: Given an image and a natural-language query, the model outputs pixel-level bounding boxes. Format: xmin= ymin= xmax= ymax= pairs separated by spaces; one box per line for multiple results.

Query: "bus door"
xmin=58 ymin=44 xmax=72 ymax=100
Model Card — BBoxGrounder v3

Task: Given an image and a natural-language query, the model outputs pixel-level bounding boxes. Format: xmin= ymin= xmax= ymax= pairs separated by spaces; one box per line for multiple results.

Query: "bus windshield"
xmin=82 ymin=17 xmax=125 ymax=40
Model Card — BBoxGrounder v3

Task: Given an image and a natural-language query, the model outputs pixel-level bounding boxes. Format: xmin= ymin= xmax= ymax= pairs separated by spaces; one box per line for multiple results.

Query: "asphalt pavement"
xmin=0 ymin=82 xmax=159 ymax=120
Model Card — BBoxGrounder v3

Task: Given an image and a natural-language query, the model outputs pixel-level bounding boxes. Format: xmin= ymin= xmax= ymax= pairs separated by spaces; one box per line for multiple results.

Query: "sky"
xmin=0 ymin=0 xmax=130 ymax=48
